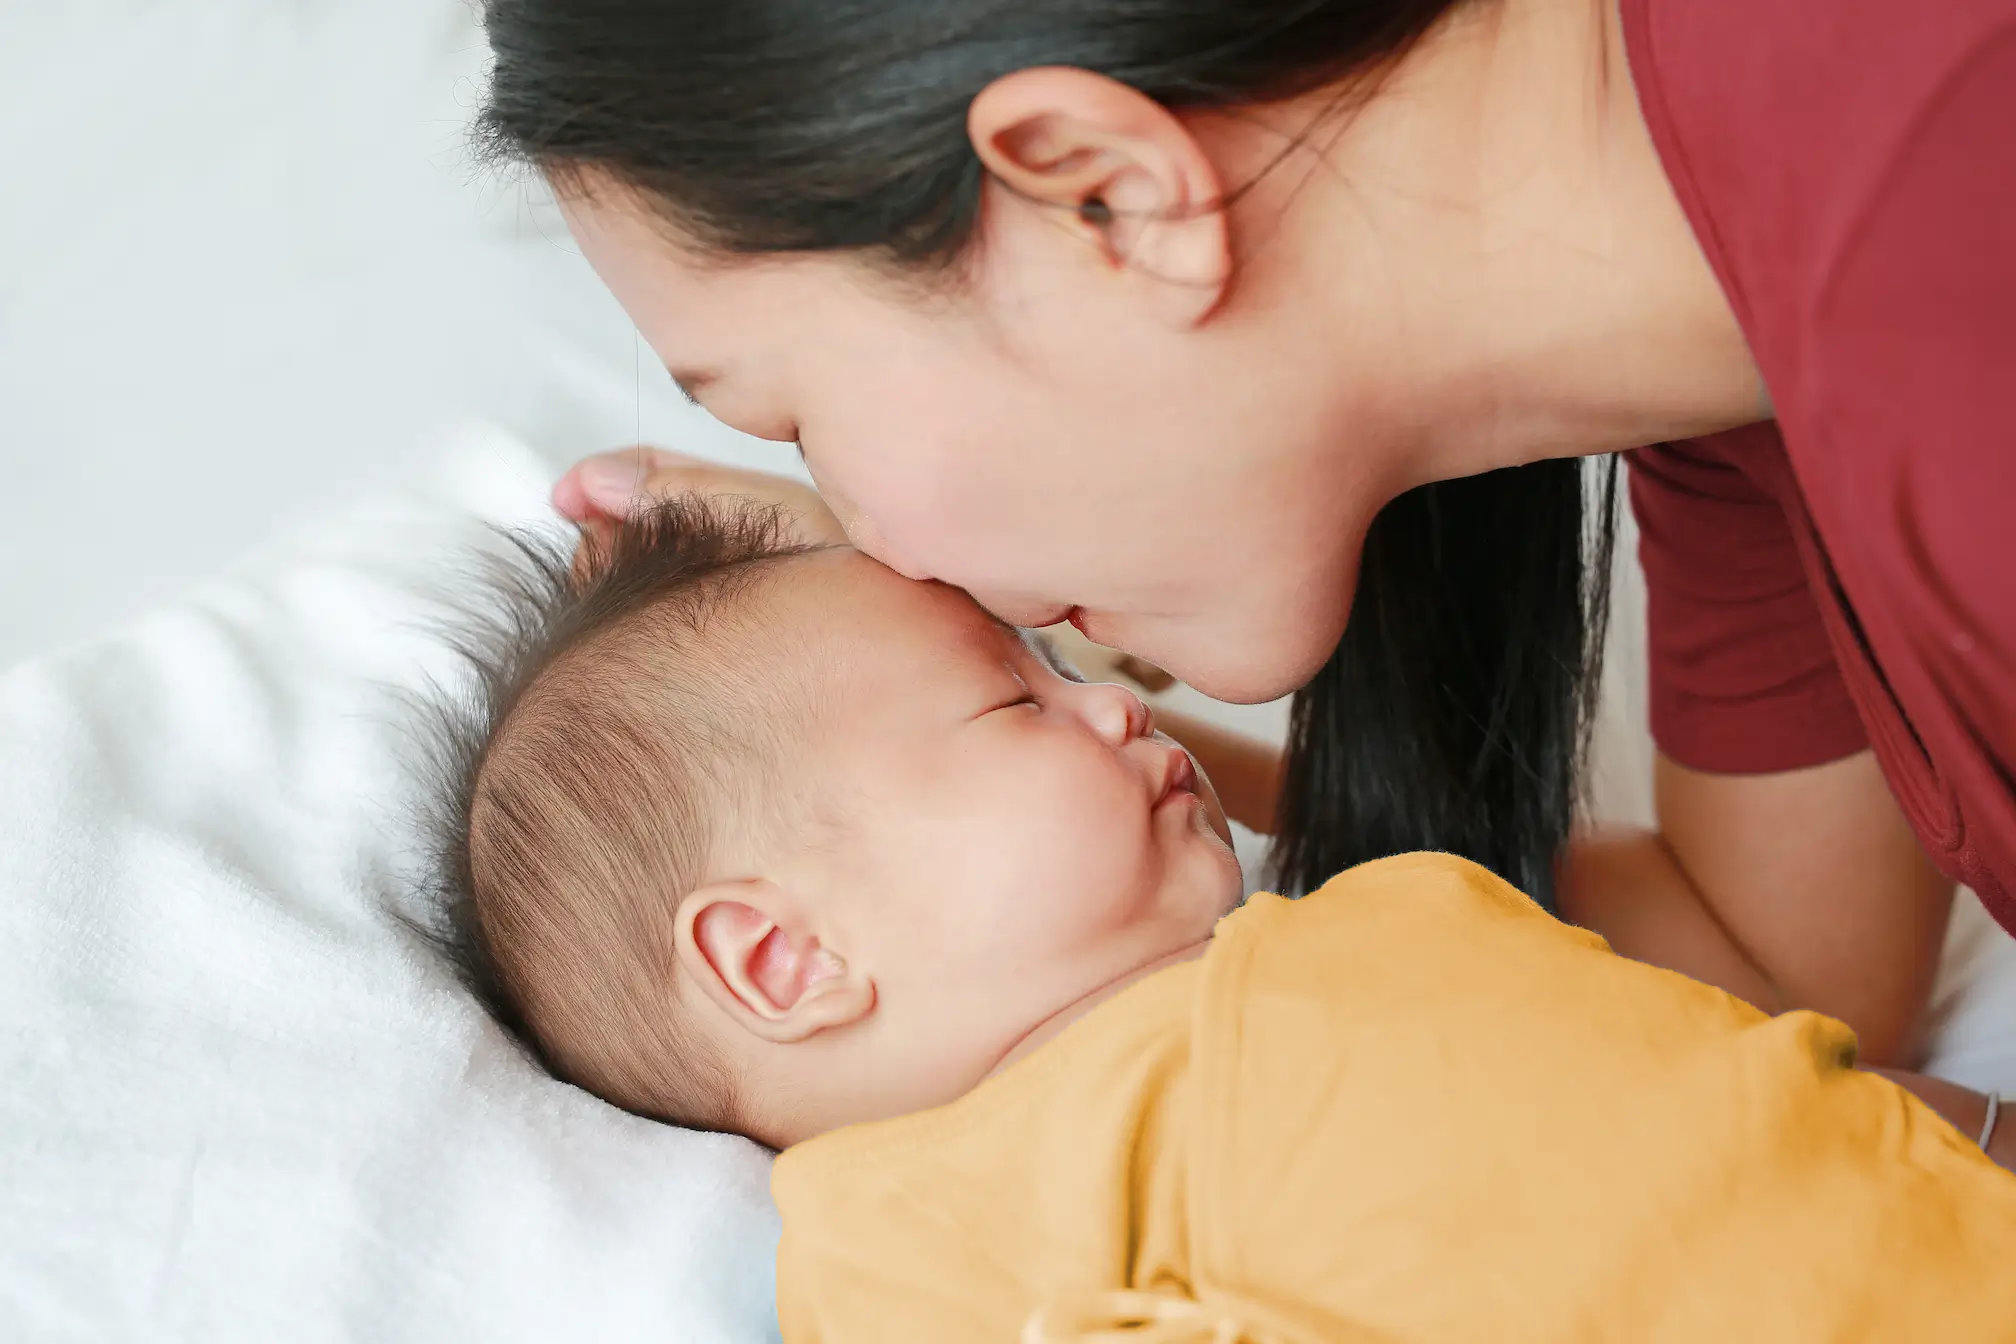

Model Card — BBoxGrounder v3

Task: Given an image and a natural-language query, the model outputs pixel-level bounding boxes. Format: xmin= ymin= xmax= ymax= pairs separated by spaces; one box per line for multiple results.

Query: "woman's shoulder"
xmin=1623 ymin=0 xmax=2015 ymax=399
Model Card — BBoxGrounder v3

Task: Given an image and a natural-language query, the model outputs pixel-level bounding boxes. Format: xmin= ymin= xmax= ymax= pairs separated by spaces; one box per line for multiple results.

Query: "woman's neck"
xmin=1234 ymin=0 xmax=1769 ymax=487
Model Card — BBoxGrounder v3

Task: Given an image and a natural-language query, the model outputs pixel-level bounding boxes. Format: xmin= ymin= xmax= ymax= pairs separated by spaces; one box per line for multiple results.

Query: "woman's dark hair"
xmin=478 ymin=0 xmax=1615 ymax=907
xmin=1271 ymin=460 xmax=1617 ymax=907
xmin=477 ymin=1 xmax=1459 ymax=266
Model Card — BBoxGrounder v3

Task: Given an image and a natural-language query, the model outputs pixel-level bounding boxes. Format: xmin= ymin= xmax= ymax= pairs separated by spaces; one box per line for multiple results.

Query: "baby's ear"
xmin=676 ymin=880 xmax=872 ymax=1043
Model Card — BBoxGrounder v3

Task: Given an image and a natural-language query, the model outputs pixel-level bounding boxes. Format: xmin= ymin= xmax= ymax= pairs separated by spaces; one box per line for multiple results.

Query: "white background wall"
xmin=0 ymin=1 xmax=778 ymax=669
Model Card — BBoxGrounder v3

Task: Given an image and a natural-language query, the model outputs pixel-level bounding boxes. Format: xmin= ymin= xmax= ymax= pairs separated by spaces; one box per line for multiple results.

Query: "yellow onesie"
xmin=773 ymin=854 xmax=2016 ymax=1342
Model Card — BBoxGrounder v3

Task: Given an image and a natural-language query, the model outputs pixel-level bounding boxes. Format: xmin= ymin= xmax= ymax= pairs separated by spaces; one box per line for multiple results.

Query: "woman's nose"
xmin=1076 ymin=679 xmax=1152 ymax=749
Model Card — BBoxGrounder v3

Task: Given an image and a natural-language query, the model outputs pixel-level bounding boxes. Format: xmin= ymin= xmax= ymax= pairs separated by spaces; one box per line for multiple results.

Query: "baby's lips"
xmin=1153 ymin=745 xmax=1197 ymax=807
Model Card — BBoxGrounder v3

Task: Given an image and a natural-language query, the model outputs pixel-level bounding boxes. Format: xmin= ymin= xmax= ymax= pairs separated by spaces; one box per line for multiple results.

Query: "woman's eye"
xmin=993 ymin=695 xmax=1040 ymax=714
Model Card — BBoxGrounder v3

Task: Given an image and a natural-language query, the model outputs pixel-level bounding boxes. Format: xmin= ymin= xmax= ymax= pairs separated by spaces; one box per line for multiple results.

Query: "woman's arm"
xmin=1562 ymin=753 xmax=2016 ymax=1168
xmin=1561 ymin=750 xmax=1954 ymax=1067
xmin=1870 ymin=1069 xmax=2014 ymax=1173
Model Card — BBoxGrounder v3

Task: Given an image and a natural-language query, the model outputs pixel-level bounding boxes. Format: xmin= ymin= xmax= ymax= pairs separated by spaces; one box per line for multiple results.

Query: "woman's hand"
xmin=554 ymin=446 xmax=848 ymax=547
xmin=1559 ymin=751 xmax=1953 ymax=1069
xmin=1869 ymin=1069 xmax=2015 ymax=1174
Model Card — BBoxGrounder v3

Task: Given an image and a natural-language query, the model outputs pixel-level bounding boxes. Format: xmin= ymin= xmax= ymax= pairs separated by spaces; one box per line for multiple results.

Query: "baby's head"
xmin=432 ymin=497 xmax=1241 ymax=1147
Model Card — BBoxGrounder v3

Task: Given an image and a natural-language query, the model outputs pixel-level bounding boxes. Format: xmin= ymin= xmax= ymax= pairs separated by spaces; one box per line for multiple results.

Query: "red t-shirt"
xmin=1622 ymin=0 xmax=2016 ymax=927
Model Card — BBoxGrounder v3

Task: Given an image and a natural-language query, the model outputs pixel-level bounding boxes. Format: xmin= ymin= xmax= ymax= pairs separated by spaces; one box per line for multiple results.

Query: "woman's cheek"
xmin=851 ymin=516 xmax=931 ymax=582
xmin=847 ymin=438 xmax=1026 ymax=585
xmin=819 ymin=470 xmax=949 ymax=582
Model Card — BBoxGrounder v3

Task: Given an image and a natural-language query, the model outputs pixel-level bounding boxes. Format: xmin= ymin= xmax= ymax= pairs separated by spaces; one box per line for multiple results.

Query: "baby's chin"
xmin=1176 ymin=848 xmax=1250 ymax=937
xmin=1208 ymin=874 xmax=1250 ymax=928
xmin=1196 ymin=804 xmax=1246 ymax=912
xmin=1199 ymin=789 xmax=1235 ymax=851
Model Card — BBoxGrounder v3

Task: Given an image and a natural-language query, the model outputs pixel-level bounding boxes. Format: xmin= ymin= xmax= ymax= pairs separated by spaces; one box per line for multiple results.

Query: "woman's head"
xmin=480 ymin=0 xmax=1465 ymax=704
xmin=478 ymin=0 xmax=1630 ymax=906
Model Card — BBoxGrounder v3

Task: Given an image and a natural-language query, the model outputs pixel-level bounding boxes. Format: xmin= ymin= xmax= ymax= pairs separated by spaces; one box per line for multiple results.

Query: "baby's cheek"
xmin=1019 ymin=773 xmax=1161 ymax=909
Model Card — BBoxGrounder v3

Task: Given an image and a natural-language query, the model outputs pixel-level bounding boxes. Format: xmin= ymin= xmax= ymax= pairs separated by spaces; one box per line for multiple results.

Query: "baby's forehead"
xmin=782 ymin=550 xmax=1015 ymax=658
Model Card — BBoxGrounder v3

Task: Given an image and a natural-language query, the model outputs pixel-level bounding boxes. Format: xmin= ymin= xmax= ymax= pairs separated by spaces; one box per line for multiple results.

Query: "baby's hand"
xmin=554 ymin=446 xmax=848 ymax=548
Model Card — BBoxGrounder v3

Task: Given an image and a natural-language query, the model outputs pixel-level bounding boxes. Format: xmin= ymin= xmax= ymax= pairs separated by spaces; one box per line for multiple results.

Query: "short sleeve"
xmin=1628 ymin=431 xmax=1868 ymax=774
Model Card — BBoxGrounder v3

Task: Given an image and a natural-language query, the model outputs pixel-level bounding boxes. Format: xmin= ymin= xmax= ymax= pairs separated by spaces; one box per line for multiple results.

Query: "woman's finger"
xmin=550 ymin=467 xmax=597 ymax=522
xmin=571 ymin=449 xmax=668 ymax=515
xmin=554 ymin=445 xmax=847 ymax=546
xmin=554 ymin=450 xmax=646 ymax=521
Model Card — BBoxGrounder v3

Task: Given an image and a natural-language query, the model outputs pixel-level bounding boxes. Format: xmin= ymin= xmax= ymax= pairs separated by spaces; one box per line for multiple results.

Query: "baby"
xmin=428 ymin=497 xmax=2016 ymax=1343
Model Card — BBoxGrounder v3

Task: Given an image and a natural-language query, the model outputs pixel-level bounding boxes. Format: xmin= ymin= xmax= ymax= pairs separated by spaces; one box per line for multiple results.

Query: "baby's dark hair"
xmin=416 ymin=495 xmax=816 ymax=1129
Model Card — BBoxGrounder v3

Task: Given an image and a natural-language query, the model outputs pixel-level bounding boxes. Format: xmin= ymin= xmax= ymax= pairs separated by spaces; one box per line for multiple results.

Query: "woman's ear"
xmin=675 ymin=879 xmax=873 ymax=1044
xmin=969 ymin=66 xmax=1232 ymax=327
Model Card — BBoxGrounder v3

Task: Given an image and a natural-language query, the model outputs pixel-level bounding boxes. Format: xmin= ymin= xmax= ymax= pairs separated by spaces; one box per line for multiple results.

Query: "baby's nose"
xmin=1079 ymin=679 xmax=1151 ymax=748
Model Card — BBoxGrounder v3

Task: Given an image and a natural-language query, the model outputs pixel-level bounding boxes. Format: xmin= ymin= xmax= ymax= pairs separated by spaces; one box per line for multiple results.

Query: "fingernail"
xmin=578 ymin=455 xmax=643 ymax=512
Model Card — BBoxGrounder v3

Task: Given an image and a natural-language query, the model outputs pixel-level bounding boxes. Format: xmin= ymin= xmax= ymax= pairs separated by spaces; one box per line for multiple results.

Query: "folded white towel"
xmin=0 ymin=427 xmax=782 ymax=1344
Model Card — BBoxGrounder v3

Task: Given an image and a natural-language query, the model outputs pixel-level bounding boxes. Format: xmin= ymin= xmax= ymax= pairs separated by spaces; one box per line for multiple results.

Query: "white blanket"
xmin=0 ymin=431 xmax=782 ymax=1343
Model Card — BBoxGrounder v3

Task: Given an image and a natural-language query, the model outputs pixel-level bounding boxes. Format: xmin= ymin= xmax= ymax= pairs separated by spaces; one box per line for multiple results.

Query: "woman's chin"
xmin=1137 ymin=632 xmax=1327 ymax=706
